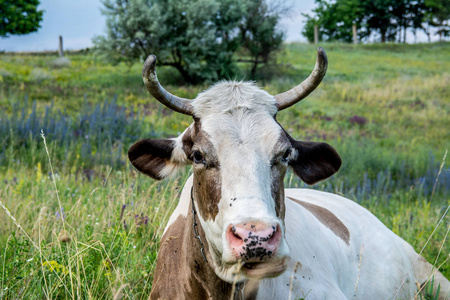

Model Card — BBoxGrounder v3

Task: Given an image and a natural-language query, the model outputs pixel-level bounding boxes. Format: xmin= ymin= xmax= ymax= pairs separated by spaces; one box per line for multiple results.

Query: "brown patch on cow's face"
xmin=180 ymin=119 xmax=222 ymax=222
xmin=288 ymin=197 xmax=350 ymax=245
xmin=271 ymin=167 xmax=286 ymax=220
xmin=182 ymin=117 xmax=202 ymax=157
xmin=269 ymin=132 xmax=292 ymax=220
xmin=191 ymin=130 xmax=222 ymax=221
xmin=177 ymin=117 xmax=221 ymax=220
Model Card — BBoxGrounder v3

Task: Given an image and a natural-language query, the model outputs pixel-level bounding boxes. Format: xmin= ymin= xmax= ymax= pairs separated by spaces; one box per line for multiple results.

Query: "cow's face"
xmin=128 ymin=82 xmax=341 ymax=283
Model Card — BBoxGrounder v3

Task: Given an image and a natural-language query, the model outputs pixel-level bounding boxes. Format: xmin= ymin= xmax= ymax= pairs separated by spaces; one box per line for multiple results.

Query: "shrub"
xmin=49 ymin=57 xmax=71 ymax=69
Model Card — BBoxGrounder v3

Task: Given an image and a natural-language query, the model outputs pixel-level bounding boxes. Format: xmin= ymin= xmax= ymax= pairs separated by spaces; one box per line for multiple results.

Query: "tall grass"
xmin=0 ymin=159 xmax=190 ymax=298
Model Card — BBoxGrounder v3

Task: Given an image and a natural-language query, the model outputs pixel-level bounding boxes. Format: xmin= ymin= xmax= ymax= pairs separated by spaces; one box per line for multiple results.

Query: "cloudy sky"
xmin=0 ymin=0 xmax=435 ymax=52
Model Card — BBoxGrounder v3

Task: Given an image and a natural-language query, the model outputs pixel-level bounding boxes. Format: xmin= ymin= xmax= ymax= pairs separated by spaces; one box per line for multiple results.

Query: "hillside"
xmin=0 ymin=43 xmax=449 ymax=298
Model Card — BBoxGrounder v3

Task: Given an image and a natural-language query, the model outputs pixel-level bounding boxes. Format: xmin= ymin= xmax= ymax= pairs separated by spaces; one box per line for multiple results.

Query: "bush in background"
xmin=93 ymin=0 xmax=285 ymax=83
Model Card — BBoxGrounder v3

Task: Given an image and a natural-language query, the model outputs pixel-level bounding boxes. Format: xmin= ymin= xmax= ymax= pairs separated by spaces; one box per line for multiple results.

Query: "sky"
xmin=0 ymin=0 xmax=316 ymax=52
xmin=0 ymin=0 xmax=435 ymax=52
xmin=0 ymin=0 xmax=108 ymax=51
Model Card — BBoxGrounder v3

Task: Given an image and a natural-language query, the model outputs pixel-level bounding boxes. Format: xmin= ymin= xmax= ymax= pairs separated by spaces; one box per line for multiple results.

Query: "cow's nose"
xmin=226 ymin=222 xmax=281 ymax=261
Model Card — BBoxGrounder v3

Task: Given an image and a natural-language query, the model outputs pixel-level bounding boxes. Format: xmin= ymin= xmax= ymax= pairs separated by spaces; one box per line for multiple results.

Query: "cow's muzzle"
xmin=226 ymin=222 xmax=282 ymax=262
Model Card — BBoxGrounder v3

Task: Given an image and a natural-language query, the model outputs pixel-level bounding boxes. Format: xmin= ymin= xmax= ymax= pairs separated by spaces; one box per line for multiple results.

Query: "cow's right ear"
xmin=128 ymin=129 xmax=193 ymax=180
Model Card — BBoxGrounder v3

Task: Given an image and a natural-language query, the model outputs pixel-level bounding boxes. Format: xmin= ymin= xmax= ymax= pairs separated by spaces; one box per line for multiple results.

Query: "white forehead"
xmin=191 ymin=81 xmax=282 ymax=153
xmin=192 ymin=81 xmax=278 ymax=117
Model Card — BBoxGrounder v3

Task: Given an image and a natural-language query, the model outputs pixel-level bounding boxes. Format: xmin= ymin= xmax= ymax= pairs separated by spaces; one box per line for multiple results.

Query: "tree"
xmin=238 ymin=0 xmax=285 ymax=77
xmin=0 ymin=0 xmax=43 ymax=37
xmin=94 ymin=0 xmax=285 ymax=84
xmin=424 ymin=0 xmax=450 ymax=41
xmin=303 ymin=0 xmax=429 ymax=43
xmin=302 ymin=15 xmax=320 ymax=44
xmin=302 ymin=0 xmax=366 ymax=43
xmin=357 ymin=0 xmax=399 ymax=42
xmin=383 ymin=0 xmax=426 ymax=43
xmin=93 ymin=0 xmax=236 ymax=84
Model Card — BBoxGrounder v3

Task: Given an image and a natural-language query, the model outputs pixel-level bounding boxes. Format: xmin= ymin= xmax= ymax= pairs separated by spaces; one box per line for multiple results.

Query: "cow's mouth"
xmin=241 ymin=260 xmax=287 ymax=278
xmin=243 ymin=262 xmax=259 ymax=270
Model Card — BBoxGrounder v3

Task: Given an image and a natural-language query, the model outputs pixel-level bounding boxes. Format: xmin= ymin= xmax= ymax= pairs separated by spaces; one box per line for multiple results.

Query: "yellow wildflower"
xmin=42 ymin=260 xmax=69 ymax=275
xmin=36 ymin=162 xmax=42 ymax=182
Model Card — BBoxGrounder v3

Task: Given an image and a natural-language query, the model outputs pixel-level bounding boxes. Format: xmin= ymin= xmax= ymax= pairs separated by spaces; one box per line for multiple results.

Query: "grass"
xmin=0 ymin=161 xmax=188 ymax=299
xmin=0 ymin=42 xmax=449 ymax=298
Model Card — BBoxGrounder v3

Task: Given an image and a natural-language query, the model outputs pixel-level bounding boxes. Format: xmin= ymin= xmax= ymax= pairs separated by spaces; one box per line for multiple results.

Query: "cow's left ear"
xmin=289 ymin=139 xmax=342 ymax=185
xmin=128 ymin=128 xmax=193 ymax=180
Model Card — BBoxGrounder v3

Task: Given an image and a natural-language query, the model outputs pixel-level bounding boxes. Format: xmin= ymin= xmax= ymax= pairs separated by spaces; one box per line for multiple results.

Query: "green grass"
xmin=0 ymin=42 xmax=449 ymax=299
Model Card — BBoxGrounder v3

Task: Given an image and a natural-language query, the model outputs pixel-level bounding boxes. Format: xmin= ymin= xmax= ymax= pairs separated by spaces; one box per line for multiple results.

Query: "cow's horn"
xmin=274 ymin=47 xmax=328 ymax=111
xmin=142 ymin=55 xmax=194 ymax=116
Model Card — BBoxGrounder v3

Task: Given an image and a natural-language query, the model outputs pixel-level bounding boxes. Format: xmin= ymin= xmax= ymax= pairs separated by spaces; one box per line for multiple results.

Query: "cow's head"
xmin=128 ymin=48 xmax=341 ymax=283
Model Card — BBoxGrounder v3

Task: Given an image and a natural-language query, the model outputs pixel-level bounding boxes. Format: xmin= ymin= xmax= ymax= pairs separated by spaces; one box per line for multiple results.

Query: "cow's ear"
xmin=289 ymin=140 xmax=341 ymax=185
xmin=128 ymin=129 xmax=193 ymax=180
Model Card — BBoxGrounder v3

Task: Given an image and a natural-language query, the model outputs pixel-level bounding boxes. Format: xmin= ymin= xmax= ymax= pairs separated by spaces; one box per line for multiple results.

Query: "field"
xmin=0 ymin=42 xmax=449 ymax=299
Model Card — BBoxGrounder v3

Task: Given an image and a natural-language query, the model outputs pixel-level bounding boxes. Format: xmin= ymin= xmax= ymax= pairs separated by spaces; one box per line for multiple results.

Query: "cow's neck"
xmin=150 ymin=191 xmax=253 ymax=299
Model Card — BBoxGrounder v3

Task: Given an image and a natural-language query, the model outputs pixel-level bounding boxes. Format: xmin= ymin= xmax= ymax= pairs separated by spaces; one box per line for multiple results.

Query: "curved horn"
xmin=142 ymin=55 xmax=194 ymax=116
xmin=274 ymin=47 xmax=328 ymax=111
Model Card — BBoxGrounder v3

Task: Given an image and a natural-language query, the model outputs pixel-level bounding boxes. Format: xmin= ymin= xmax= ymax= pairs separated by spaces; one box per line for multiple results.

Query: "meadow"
xmin=0 ymin=42 xmax=449 ymax=299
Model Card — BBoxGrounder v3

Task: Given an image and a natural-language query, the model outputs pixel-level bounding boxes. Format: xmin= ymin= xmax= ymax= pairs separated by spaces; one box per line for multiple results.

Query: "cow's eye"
xmin=282 ymin=149 xmax=291 ymax=162
xmin=193 ymin=151 xmax=204 ymax=164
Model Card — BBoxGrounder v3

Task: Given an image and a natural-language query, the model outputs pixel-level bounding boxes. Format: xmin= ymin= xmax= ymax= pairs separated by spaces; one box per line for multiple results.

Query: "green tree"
xmin=384 ymin=0 xmax=426 ymax=43
xmin=358 ymin=0 xmax=398 ymax=42
xmin=303 ymin=0 xmax=428 ymax=43
xmin=302 ymin=15 xmax=320 ymax=44
xmin=302 ymin=0 xmax=366 ymax=43
xmin=94 ymin=0 xmax=245 ymax=84
xmin=238 ymin=0 xmax=285 ymax=77
xmin=93 ymin=0 xmax=286 ymax=84
xmin=424 ymin=0 xmax=450 ymax=40
xmin=0 ymin=0 xmax=43 ymax=37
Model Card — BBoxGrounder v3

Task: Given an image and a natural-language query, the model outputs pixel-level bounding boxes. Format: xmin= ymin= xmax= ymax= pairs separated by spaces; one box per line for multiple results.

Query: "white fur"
xmin=158 ymin=127 xmax=192 ymax=178
xmin=163 ymin=175 xmax=193 ymax=235
xmin=192 ymin=81 xmax=278 ymax=118
xmin=167 ymin=179 xmax=450 ymax=299
xmin=157 ymin=81 xmax=449 ymax=298
xmin=258 ymin=189 xmax=417 ymax=299
xmin=191 ymin=82 xmax=291 ymax=281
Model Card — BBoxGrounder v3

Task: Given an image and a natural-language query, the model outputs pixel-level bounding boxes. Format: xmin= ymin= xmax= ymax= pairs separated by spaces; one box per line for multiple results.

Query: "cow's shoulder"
xmin=151 ymin=211 xmax=214 ymax=299
xmin=281 ymin=189 xmax=418 ymax=299
xmin=284 ymin=188 xmax=383 ymax=233
xmin=150 ymin=214 xmax=191 ymax=299
xmin=163 ymin=175 xmax=193 ymax=236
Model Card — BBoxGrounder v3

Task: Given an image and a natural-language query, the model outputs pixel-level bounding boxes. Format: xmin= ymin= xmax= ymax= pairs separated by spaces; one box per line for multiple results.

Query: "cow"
xmin=128 ymin=48 xmax=450 ymax=299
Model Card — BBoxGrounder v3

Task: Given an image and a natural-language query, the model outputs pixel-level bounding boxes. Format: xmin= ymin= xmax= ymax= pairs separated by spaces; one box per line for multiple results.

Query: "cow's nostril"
xmin=268 ymin=225 xmax=281 ymax=246
xmin=227 ymin=225 xmax=245 ymax=248
xmin=232 ymin=226 xmax=242 ymax=240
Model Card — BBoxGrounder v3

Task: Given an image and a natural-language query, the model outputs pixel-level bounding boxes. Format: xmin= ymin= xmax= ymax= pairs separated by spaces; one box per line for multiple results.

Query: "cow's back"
xmin=255 ymin=189 xmax=425 ymax=299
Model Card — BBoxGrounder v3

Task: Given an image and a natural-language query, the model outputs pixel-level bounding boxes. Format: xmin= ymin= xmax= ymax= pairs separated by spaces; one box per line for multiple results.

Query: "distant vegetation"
xmin=93 ymin=0 xmax=285 ymax=83
xmin=303 ymin=0 xmax=449 ymax=43
xmin=0 ymin=43 xmax=449 ymax=298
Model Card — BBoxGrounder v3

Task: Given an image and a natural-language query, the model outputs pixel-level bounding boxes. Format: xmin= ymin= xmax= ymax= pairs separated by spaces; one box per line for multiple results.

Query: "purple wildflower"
xmin=55 ymin=207 xmax=66 ymax=220
xmin=120 ymin=204 xmax=126 ymax=220
xmin=349 ymin=115 xmax=367 ymax=125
